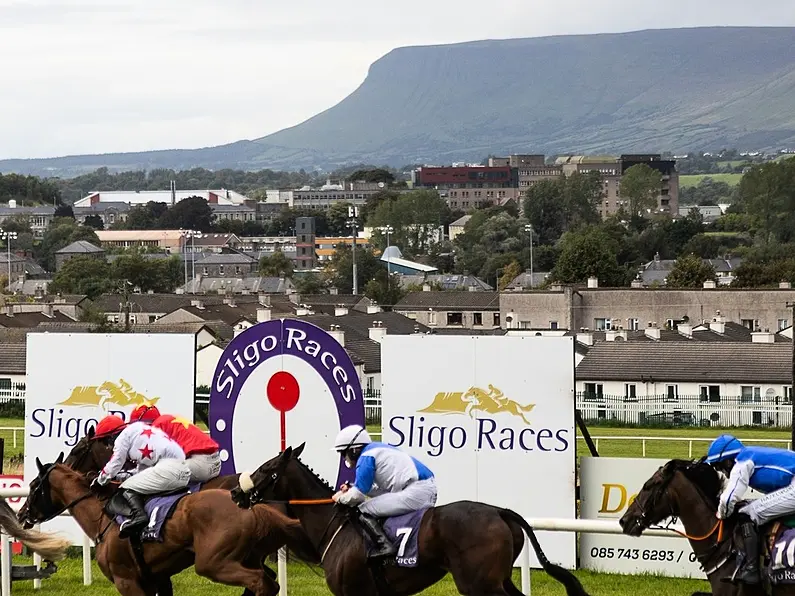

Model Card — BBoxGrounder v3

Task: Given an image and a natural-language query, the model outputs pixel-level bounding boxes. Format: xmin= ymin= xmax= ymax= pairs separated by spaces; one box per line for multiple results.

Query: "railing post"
xmin=689 ymin=440 xmax=693 ymax=459
xmin=82 ymin=534 xmax=92 ymax=585
xmin=595 ymin=439 xmax=599 ymax=453
xmin=1 ymin=532 xmax=11 ymax=596
xmin=12 ymin=430 xmax=16 ymax=450
xmin=520 ymin=535 xmax=531 ymax=595
xmin=278 ymin=547 xmax=287 ymax=595
xmin=33 ymin=524 xmax=42 ymax=590
xmin=642 ymin=439 xmax=646 ymax=457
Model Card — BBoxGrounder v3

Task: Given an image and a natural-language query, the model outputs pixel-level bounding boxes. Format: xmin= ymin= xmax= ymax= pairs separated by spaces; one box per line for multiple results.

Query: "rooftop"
xmin=395 ymin=291 xmax=500 ymax=311
xmin=55 ymin=240 xmax=104 ymax=254
xmin=0 ymin=344 xmax=26 ymax=374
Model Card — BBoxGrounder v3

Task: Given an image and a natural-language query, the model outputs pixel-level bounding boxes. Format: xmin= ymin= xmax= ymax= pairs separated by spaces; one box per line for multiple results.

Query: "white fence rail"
xmin=585 ymin=435 xmax=793 ymax=458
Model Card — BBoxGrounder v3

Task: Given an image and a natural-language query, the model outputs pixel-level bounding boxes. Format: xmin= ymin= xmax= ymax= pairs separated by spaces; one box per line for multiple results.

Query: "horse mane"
xmin=664 ymin=458 xmax=721 ymax=507
xmin=291 ymin=456 xmax=335 ymax=494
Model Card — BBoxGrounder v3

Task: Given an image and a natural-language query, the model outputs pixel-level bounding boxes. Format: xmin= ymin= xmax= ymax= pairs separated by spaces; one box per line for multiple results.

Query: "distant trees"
xmin=523 ymin=171 xmax=601 ymax=245
xmin=619 ymin=164 xmax=662 ymax=219
xmin=367 ymin=190 xmax=451 ymax=257
xmin=665 ymin=254 xmax=716 ymax=288
xmin=550 ymin=225 xmax=630 ymax=287
xmin=0 ymin=172 xmax=61 ymax=205
xmin=37 ymin=218 xmax=101 ymax=272
xmin=259 ymin=251 xmax=294 ymax=278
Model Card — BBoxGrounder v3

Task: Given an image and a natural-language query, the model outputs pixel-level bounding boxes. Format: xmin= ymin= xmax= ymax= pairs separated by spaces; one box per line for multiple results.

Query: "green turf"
xmin=9 ymin=555 xmax=709 ymax=595
xmin=680 ymin=173 xmax=743 ymax=188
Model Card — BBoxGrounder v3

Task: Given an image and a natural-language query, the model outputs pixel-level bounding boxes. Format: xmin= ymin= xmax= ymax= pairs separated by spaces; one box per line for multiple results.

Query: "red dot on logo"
xmin=267 ymin=371 xmax=300 ymax=413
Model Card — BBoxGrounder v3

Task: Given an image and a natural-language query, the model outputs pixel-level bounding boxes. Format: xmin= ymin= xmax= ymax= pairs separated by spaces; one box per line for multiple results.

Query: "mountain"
xmin=4 ymin=27 xmax=795 ymax=177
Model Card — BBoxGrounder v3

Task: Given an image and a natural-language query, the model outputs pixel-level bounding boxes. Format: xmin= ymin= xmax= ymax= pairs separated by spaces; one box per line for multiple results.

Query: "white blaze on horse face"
xmin=238 ymin=471 xmax=255 ymax=493
xmin=344 ymin=455 xmax=354 ymax=469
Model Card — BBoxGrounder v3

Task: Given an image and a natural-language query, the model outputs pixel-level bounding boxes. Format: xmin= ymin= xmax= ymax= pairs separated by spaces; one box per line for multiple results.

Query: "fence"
xmin=577 ymin=393 xmax=794 ymax=428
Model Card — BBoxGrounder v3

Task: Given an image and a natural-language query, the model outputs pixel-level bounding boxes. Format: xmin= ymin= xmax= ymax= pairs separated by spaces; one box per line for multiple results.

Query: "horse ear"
xmin=56 ymin=452 xmax=64 ymax=465
xmin=293 ymin=443 xmax=306 ymax=459
xmin=87 ymin=426 xmax=95 ymax=439
xmin=282 ymin=446 xmax=293 ymax=459
xmin=36 ymin=457 xmax=44 ymax=474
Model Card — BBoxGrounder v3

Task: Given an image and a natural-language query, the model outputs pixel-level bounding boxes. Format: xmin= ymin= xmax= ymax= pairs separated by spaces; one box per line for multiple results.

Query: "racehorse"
xmin=618 ymin=458 xmax=792 ymax=596
xmin=230 ymin=443 xmax=592 ymax=596
xmin=20 ymin=454 xmax=318 ymax=596
xmin=0 ymin=497 xmax=69 ymax=562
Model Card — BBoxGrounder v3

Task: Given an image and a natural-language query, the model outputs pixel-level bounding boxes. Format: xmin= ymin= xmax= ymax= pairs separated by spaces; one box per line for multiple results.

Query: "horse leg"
xmin=155 ymin=578 xmax=174 ymax=596
xmin=112 ymin=575 xmax=148 ymax=596
xmin=502 ymin=579 xmax=525 ymax=596
xmin=196 ymin=560 xmax=278 ymax=596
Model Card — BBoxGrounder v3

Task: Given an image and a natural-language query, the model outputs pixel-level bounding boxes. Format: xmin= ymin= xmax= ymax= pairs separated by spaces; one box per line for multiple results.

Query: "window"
xmin=699 ymin=385 xmax=721 ymax=403
xmin=301 ymin=222 xmax=306 ymax=229
xmin=235 ymin=266 xmax=241 ymax=274
xmin=741 ymin=386 xmax=762 ymax=403
xmin=584 ymin=383 xmax=604 ymax=401
xmin=473 ymin=313 xmax=483 ymax=326
xmin=0 ymin=378 xmax=11 ymax=392
xmin=786 ymin=386 xmax=793 ymax=402
xmin=741 ymin=319 xmax=756 ymax=330
xmin=493 ymin=313 xmax=500 ymax=327
xmin=550 ymin=321 xmax=558 ymax=330
xmin=219 ymin=265 xmax=225 ymax=275
xmin=779 ymin=319 xmax=789 ymax=331
xmin=203 ymin=267 xmax=209 ymax=275
xmin=447 ymin=312 xmax=464 ymax=326
xmin=594 ymin=318 xmax=610 ymax=331
xmin=665 ymin=384 xmax=679 ymax=402
xmin=627 ymin=318 xmax=640 ymax=331
xmin=624 ymin=383 xmax=637 ymax=400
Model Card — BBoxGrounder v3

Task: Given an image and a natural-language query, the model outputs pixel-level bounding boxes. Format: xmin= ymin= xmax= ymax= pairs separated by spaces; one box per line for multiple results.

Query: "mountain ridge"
xmin=3 ymin=26 xmax=795 ymax=177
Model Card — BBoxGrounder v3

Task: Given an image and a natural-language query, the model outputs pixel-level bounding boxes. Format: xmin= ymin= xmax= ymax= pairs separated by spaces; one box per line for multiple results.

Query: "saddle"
xmin=354 ymin=508 xmax=428 ymax=568
xmin=104 ymin=483 xmax=202 ymax=542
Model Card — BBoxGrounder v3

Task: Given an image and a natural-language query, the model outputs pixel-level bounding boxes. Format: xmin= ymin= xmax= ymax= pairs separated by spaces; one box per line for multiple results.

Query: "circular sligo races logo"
xmin=209 ymin=318 xmax=365 ymax=487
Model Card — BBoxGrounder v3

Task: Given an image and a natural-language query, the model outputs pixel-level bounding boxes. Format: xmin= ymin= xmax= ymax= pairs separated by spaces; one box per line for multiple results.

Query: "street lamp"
xmin=524 ymin=224 xmax=534 ymax=289
xmin=1 ymin=231 xmax=17 ymax=290
xmin=348 ymin=206 xmax=360 ymax=295
xmin=180 ymin=229 xmax=202 ymax=293
xmin=377 ymin=225 xmax=394 ymax=275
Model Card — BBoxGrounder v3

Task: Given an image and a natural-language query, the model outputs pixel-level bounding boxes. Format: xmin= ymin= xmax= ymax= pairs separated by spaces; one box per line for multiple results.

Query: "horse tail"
xmin=498 ymin=508 xmax=591 ymax=596
xmin=0 ymin=499 xmax=69 ymax=561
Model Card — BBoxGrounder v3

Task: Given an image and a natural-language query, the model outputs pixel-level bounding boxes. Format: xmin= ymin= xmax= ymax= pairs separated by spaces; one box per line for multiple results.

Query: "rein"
xmin=652 ymin=518 xmax=725 ymax=542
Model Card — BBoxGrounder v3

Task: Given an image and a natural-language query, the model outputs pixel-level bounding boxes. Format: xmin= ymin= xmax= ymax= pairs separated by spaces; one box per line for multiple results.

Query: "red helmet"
xmin=130 ymin=404 xmax=161 ymax=423
xmin=93 ymin=415 xmax=125 ymax=439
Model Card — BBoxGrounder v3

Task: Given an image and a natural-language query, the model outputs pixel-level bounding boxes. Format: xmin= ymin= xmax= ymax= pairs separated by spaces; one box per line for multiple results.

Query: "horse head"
xmin=18 ymin=453 xmax=68 ymax=529
xmin=231 ymin=443 xmax=307 ymax=508
xmin=619 ymin=458 xmax=721 ymax=537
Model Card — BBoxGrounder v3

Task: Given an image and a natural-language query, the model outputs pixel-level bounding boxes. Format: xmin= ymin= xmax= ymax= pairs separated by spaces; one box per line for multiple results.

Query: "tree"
xmin=323 ymin=245 xmax=382 ymax=294
xmin=347 ymin=168 xmax=395 ymax=185
xmin=54 ymin=204 xmax=75 ymax=219
xmin=157 ymin=196 xmax=215 ymax=232
xmin=108 ymin=254 xmax=182 ymax=293
xmin=259 ymin=251 xmax=294 ymax=278
xmin=551 ymin=225 xmax=629 ymax=287
xmin=364 ymin=269 xmax=405 ymax=306
xmin=665 ymin=254 xmax=717 ymax=288
xmin=498 ymin=261 xmax=523 ymax=290
xmin=679 ymin=234 xmax=720 ymax=259
xmin=125 ymin=202 xmax=169 ymax=230
xmin=37 ymin=219 xmax=101 ymax=272
xmin=83 ymin=214 xmax=104 ymax=230
xmin=735 ymin=158 xmax=795 ymax=244
xmin=523 ymin=172 xmax=601 ymax=245
xmin=453 ymin=208 xmax=528 ymax=279
xmin=367 ymin=190 xmax=450 ymax=256
xmin=326 ymin=202 xmax=359 ymax=237
xmin=620 ymin=164 xmax=662 ymax=218
xmin=51 ymin=256 xmax=111 ymax=298
xmin=293 ymin=272 xmax=325 ymax=294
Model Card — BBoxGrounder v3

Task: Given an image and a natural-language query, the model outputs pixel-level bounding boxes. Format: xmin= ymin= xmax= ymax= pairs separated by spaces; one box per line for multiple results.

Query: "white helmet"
xmin=333 ymin=425 xmax=372 ymax=452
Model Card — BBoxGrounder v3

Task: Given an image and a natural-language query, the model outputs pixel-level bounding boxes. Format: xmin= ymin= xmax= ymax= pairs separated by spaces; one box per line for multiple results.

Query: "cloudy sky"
xmin=1 ymin=0 xmax=793 ymax=159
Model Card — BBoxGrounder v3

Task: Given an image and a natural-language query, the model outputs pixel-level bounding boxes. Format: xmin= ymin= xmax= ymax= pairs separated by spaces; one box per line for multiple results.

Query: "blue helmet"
xmin=705 ymin=434 xmax=744 ymax=464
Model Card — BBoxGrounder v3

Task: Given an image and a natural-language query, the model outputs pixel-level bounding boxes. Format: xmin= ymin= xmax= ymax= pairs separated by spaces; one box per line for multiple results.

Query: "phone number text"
xmin=588 ymin=547 xmax=697 ymax=563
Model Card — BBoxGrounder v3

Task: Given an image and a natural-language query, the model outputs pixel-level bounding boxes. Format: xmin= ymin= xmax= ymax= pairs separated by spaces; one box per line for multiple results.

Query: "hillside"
xmin=3 ymin=27 xmax=795 ymax=177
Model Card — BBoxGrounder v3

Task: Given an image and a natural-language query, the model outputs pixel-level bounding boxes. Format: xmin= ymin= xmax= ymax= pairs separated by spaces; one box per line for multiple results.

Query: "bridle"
xmin=24 ymin=463 xmax=94 ymax=526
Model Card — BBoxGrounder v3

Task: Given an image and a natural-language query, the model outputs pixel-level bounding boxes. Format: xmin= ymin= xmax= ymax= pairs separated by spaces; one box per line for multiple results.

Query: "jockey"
xmin=331 ymin=424 xmax=437 ymax=559
xmin=91 ymin=414 xmax=191 ymax=538
xmin=706 ymin=434 xmax=795 ymax=585
xmin=130 ymin=404 xmax=222 ymax=484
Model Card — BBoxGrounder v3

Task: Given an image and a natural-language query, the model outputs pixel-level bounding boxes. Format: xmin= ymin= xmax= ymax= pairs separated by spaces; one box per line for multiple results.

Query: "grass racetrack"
xmin=11 ymin=556 xmax=711 ymax=595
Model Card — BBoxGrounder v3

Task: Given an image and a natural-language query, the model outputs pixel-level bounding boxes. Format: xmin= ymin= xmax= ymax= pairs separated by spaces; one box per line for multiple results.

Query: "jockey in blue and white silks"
xmin=332 ymin=424 xmax=437 ymax=559
xmin=706 ymin=434 xmax=795 ymax=585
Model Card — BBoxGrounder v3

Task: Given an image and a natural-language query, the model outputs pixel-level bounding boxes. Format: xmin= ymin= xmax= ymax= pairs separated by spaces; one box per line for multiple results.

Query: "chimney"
xmin=468 ymin=285 xmax=477 ymax=292
xmin=334 ymin=306 xmax=349 ymax=317
xmin=258 ymin=294 xmax=271 ymax=307
xmin=644 ymin=322 xmax=661 ymax=340
xmin=605 ymin=329 xmax=617 ymax=341
xmin=369 ymin=320 xmax=387 ymax=343
xmin=42 ymin=303 xmax=54 ymax=318
xmin=329 ymin=287 xmax=339 ymax=295
xmin=576 ymin=328 xmax=594 ymax=346
xmin=677 ymin=322 xmax=693 ymax=338
xmin=223 ymin=296 xmax=236 ymax=307
xmin=296 ymin=307 xmax=310 ymax=316
xmin=191 ymin=299 xmax=204 ymax=309
xmin=752 ymin=329 xmax=776 ymax=344
xmin=631 ymin=279 xmax=644 ymax=288
xmin=703 ymin=280 xmax=716 ymax=289
xmin=328 ymin=324 xmax=345 ymax=347
xmin=366 ymin=304 xmax=382 ymax=314
xmin=587 ymin=276 xmax=599 ymax=289
xmin=288 ymin=293 xmax=300 ymax=305
xmin=256 ymin=307 xmax=271 ymax=323
xmin=780 ymin=281 xmax=792 ymax=289
xmin=422 ymin=283 xmax=431 ymax=292
xmin=709 ymin=310 xmax=725 ymax=334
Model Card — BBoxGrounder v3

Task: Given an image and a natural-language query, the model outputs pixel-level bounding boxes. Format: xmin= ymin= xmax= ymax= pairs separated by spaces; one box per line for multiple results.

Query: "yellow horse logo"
xmin=418 ymin=384 xmax=535 ymax=425
xmin=57 ymin=379 xmax=160 ymax=411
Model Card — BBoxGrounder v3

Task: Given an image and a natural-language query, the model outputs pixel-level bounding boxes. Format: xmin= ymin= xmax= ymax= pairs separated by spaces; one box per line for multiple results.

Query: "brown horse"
xmin=230 ymin=443 xmax=591 ymax=596
xmin=20 ymin=454 xmax=318 ymax=596
xmin=618 ymin=458 xmax=792 ymax=596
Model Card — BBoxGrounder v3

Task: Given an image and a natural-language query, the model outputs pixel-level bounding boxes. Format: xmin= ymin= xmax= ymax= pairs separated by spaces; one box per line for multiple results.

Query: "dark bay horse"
xmin=230 ymin=443 xmax=592 ymax=596
xmin=618 ymin=458 xmax=793 ymax=596
xmin=21 ymin=455 xmax=317 ymax=596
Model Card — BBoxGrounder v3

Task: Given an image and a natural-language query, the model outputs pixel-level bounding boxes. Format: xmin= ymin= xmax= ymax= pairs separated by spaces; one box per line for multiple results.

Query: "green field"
xmin=680 ymin=173 xmax=743 ymax=188
xmin=10 ymin=555 xmax=709 ymax=596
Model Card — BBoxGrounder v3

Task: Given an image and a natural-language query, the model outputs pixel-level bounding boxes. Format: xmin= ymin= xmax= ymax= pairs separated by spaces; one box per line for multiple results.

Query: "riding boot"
xmin=118 ymin=490 xmax=148 ymax=539
xmin=736 ymin=521 xmax=761 ymax=585
xmin=358 ymin=513 xmax=397 ymax=560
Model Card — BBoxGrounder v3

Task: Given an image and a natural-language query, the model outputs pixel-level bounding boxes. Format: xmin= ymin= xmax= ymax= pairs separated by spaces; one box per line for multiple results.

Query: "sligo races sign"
xmin=381 ymin=335 xmax=576 ymax=569
xmin=580 ymin=457 xmax=760 ymax=578
xmin=209 ymin=319 xmax=366 ymax=489
xmin=24 ymin=333 xmax=196 ymax=544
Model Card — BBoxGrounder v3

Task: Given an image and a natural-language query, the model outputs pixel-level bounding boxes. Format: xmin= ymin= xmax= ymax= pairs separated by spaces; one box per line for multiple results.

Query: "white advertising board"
xmin=24 ymin=333 xmax=196 ymax=544
xmin=381 ymin=335 xmax=576 ymax=569
xmin=580 ymin=456 xmax=759 ymax=578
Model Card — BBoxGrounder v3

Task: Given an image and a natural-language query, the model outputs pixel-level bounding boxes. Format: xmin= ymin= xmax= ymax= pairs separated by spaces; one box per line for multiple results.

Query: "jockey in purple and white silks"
xmin=706 ymin=434 xmax=795 ymax=585
xmin=331 ymin=424 xmax=437 ymax=559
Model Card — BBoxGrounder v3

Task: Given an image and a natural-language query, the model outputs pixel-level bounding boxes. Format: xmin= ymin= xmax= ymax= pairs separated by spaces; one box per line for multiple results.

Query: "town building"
xmin=0 ymin=202 xmax=55 ymax=238
xmin=74 ymin=187 xmax=249 ymax=207
xmin=95 ymin=230 xmax=185 ymax=252
xmin=448 ymin=215 xmax=471 ymax=242
xmin=54 ymin=240 xmax=105 ymax=271
xmin=380 ymin=246 xmax=438 ymax=276
xmin=290 ymin=181 xmax=388 ymax=210
xmin=394 ymin=290 xmax=501 ymax=329
xmin=411 ymin=165 xmax=520 ymax=210
xmin=73 ymin=202 xmax=131 ymax=227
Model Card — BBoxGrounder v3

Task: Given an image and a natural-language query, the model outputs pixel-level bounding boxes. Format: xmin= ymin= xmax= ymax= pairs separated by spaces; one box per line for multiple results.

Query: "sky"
xmin=1 ymin=0 xmax=793 ymax=159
